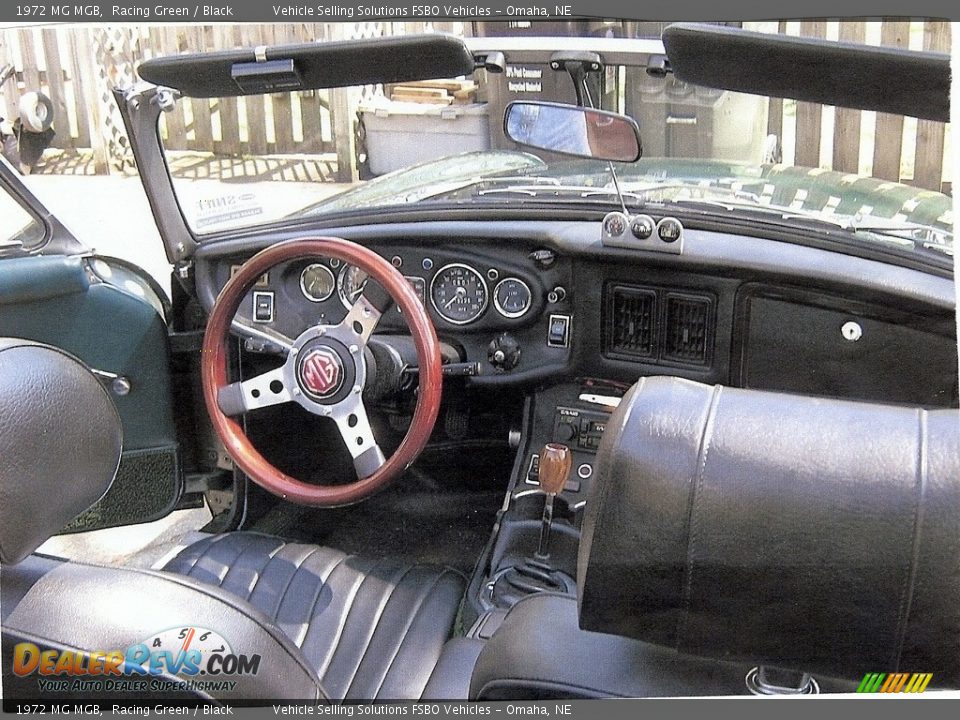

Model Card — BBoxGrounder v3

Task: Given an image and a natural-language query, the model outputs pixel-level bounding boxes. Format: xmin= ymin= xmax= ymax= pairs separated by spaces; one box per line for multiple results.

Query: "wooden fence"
xmin=766 ymin=20 xmax=951 ymax=194
xmin=0 ymin=22 xmax=466 ymax=178
xmin=0 ymin=20 xmax=952 ymax=192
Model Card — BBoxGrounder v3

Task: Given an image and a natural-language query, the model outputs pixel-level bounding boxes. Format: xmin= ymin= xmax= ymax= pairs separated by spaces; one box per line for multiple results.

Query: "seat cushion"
xmin=163 ymin=533 xmax=466 ymax=700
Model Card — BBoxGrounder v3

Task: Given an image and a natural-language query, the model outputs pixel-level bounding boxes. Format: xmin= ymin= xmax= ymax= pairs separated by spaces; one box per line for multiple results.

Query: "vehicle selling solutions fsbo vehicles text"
xmin=270 ymin=5 xmax=573 ymax=17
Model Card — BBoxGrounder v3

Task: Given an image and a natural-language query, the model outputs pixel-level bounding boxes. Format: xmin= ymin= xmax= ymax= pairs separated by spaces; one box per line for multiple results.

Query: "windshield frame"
xmin=129 ymin=31 xmax=952 ymax=276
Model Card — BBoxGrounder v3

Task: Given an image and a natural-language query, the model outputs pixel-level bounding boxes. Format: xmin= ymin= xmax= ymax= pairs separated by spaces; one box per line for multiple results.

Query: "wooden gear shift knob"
xmin=539 ymin=443 xmax=571 ymax=495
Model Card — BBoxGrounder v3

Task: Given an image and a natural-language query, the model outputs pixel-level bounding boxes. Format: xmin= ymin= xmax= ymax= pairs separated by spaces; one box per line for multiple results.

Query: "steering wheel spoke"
xmin=332 ymin=396 xmax=385 ymax=479
xmin=341 ymin=295 xmax=382 ymax=344
xmin=342 ymin=283 xmax=393 ymax=344
xmin=217 ymin=365 xmax=291 ymax=416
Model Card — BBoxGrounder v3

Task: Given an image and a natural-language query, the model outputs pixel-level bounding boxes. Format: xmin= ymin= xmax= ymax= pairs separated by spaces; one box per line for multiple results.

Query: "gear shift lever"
xmin=490 ymin=443 xmax=575 ymax=609
xmin=534 ymin=443 xmax=571 ymax=560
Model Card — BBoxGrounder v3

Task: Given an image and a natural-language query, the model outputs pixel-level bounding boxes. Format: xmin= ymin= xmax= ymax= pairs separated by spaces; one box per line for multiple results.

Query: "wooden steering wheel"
xmin=201 ymin=237 xmax=442 ymax=506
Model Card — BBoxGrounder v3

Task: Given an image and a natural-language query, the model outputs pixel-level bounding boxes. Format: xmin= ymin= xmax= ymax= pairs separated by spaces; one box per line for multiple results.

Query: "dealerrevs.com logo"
xmin=13 ymin=626 xmax=260 ymax=695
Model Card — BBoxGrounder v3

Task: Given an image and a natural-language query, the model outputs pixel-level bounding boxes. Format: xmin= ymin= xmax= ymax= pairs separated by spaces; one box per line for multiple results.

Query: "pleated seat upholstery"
xmin=164 ymin=532 xmax=465 ymax=700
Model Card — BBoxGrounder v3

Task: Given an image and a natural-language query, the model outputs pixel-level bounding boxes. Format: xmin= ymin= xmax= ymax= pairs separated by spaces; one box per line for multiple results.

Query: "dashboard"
xmin=194 ymin=218 xmax=959 ymax=406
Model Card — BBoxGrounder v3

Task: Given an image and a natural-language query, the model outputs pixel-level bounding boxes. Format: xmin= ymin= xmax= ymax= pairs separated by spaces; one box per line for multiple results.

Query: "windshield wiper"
xmin=476 ymin=181 xmax=764 ymax=206
xmin=624 ymin=183 xmax=765 ymax=205
xmin=838 ymin=218 xmax=954 ymax=255
xmin=477 ymin=184 xmax=646 ymax=203
xmin=467 ymin=179 xmax=952 ymax=257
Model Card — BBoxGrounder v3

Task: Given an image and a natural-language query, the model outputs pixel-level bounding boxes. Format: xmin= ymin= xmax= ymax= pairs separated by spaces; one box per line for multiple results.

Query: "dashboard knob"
xmin=555 ymin=422 xmax=578 ymax=443
xmin=487 ymin=333 xmax=521 ymax=372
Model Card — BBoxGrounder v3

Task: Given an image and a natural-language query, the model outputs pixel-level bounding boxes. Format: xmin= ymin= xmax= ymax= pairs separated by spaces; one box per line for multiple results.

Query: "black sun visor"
xmin=662 ymin=23 xmax=950 ymax=122
xmin=137 ymin=33 xmax=475 ymax=98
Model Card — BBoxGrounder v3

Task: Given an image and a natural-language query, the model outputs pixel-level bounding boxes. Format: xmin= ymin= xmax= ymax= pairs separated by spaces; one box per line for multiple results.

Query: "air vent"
xmin=606 ymin=286 xmax=657 ymax=359
xmin=663 ymin=293 xmax=713 ymax=365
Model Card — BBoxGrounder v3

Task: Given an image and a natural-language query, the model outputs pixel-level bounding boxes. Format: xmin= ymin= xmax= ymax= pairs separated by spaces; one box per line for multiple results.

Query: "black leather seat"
xmin=469 ymin=376 xmax=960 ymax=697
xmin=578 ymin=376 xmax=960 ymax=687
xmin=162 ymin=533 xmax=465 ymax=700
xmin=0 ymin=339 xmax=465 ymax=702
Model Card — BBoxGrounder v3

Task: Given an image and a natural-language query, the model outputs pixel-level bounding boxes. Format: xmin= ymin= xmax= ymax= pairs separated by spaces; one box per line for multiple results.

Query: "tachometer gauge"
xmin=337 ymin=265 xmax=369 ymax=309
xmin=299 ymin=263 xmax=335 ymax=302
xmin=430 ymin=263 xmax=488 ymax=325
xmin=493 ymin=278 xmax=532 ymax=318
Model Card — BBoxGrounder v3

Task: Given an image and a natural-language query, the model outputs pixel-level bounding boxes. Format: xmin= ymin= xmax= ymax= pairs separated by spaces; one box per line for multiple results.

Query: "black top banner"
xmin=0 ymin=0 xmax=957 ymax=23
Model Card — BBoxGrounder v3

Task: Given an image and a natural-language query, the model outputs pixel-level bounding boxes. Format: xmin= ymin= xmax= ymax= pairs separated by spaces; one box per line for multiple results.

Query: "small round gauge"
xmin=631 ymin=214 xmax=655 ymax=240
xmin=493 ymin=278 xmax=532 ymax=319
xmin=657 ymin=216 xmax=683 ymax=243
xmin=337 ymin=264 xmax=369 ymax=309
xmin=603 ymin=211 xmax=629 ymax=238
xmin=430 ymin=263 xmax=489 ymax=325
xmin=137 ymin=626 xmax=232 ymax=676
xmin=299 ymin=263 xmax=336 ymax=302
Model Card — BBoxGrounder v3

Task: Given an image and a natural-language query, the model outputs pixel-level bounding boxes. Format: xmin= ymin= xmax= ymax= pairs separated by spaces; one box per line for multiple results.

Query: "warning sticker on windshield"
xmin=195 ymin=192 xmax=263 ymax=229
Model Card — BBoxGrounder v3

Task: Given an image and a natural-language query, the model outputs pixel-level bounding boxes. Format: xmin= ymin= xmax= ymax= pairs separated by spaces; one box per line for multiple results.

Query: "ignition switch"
xmin=487 ymin=333 xmax=521 ymax=372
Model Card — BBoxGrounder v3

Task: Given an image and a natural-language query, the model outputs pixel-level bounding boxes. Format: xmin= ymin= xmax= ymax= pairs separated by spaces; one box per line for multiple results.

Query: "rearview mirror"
xmin=504 ymin=101 xmax=642 ymax=163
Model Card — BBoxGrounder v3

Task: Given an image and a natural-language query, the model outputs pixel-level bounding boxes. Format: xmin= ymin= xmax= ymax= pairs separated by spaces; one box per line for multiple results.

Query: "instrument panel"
xmin=227 ymin=248 xmax=546 ymax=335
xmin=216 ymin=242 xmax=573 ymax=383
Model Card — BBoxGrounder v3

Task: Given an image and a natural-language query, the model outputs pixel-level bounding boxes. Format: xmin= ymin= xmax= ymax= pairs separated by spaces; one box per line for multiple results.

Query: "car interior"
xmin=1 ymin=23 xmax=958 ymax=701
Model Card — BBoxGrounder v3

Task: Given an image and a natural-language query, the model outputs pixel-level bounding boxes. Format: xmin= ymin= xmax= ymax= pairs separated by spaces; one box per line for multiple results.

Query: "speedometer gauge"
xmin=337 ymin=265 xmax=369 ymax=309
xmin=430 ymin=263 xmax=488 ymax=325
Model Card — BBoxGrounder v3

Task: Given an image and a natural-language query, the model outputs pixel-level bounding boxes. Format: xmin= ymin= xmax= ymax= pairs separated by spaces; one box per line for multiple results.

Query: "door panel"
xmin=1 ymin=164 xmax=181 ymax=532
xmin=0 ymin=255 xmax=180 ymax=531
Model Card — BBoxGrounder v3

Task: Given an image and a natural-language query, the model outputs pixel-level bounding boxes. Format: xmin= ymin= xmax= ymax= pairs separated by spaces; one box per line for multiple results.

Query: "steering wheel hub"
xmin=289 ymin=326 xmax=362 ymax=407
xmin=297 ymin=345 xmax=345 ymax=400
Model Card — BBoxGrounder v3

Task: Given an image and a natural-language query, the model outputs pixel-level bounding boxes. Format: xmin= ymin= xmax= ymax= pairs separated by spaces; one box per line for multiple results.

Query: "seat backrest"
xmin=578 ymin=376 xmax=960 ymax=687
xmin=2 ymin=558 xmax=327 ymax=701
xmin=0 ymin=339 xmax=328 ymax=701
xmin=0 ymin=338 xmax=122 ymax=564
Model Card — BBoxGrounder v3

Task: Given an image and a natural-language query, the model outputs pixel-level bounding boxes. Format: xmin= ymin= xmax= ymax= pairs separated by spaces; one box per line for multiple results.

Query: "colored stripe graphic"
xmin=880 ymin=674 xmax=900 ymax=692
xmin=857 ymin=672 xmax=932 ymax=693
xmin=857 ymin=673 xmax=886 ymax=693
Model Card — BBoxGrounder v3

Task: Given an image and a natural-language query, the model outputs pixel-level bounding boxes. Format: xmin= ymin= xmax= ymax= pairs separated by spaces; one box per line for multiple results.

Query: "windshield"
xmin=161 ymin=20 xmax=952 ymax=257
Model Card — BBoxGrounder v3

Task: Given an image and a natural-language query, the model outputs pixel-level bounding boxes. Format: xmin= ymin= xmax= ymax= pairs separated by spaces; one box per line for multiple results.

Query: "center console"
xmin=463 ymin=380 xmax=623 ymax=632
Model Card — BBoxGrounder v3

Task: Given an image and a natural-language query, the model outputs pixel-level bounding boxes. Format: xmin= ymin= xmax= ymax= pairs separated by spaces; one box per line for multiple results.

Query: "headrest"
xmin=579 ymin=376 xmax=960 ymax=686
xmin=0 ymin=339 xmax=122 ymax=564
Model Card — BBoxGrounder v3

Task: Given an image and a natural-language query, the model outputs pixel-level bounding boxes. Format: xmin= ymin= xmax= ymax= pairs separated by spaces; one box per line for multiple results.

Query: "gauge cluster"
xmin=222 ymin=245 xmax=549 ymax=340
xmin=208 ymin=240 xmax=574 ymax=384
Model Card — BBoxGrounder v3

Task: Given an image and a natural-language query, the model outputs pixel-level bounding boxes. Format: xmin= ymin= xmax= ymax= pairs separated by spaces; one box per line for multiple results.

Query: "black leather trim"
xmin=164 ymin=533 xmax=466 ymax=700
xmin=0 ymin=554 xmax=63 ymax=623
xmin=421 ymin=639 xmax=484 ymax=701
xmin=2 ymin=560 xmax=326 ymax=701
xmin=0 ymin=338 xmax=122 ymax=564
xmin=579 ymin=376 xmax=960 ymax=686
